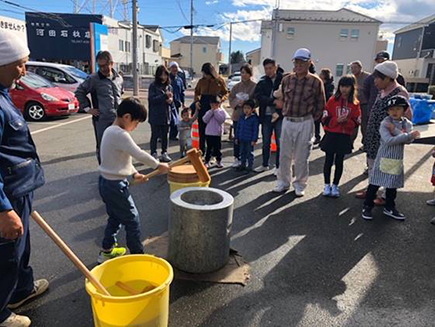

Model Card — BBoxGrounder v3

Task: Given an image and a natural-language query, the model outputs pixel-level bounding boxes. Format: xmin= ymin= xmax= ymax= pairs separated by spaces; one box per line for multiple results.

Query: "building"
xmin=0 ymin=15 xmax=27 ymax=42
xmin=246 ymin=48 xmax=261 ymax=67
xmin=170 ymin=36 xmax=224 ymax=76
xmin=25 ymin=13 xmax=163 ymax=75
xmin=260 ymin=8 xmax=382 ymax=79
xmin=161 ymin=46 xmax=172 ymax=67
xmin=392 ymin=14 xmax=435 ymax=92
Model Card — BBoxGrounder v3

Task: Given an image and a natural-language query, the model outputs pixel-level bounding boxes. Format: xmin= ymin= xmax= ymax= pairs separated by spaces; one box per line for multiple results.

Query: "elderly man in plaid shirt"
xmin=273 ymin=48 xmax=326 ymax=196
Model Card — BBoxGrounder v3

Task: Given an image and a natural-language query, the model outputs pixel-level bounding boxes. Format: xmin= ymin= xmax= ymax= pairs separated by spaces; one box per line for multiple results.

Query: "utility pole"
xmin=190 ymin=0 xmax=194 ymax=78
xmin=132 ymin=0 xmax=139 ymax=96
xmin=228 ymin=22 xmax=232 ymax=76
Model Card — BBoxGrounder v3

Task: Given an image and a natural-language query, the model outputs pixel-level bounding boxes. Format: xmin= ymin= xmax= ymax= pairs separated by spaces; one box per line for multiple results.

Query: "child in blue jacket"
xmin=235 ymin=99 xmax=260 ymax=173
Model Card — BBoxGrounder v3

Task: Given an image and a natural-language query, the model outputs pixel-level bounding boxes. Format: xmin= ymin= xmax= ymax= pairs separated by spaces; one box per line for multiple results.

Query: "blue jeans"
xmin=99 ymin=177 xmax=143 ymax=254
xmin=233 ymin=120 xmax=240 ymax=160
xmin=240 ymin=141 xmax=254 ymax=169
xmin=0 ymin=193 xmax=35 ymax=323
xmin=261 ymin=116 xmax=282 ymax=168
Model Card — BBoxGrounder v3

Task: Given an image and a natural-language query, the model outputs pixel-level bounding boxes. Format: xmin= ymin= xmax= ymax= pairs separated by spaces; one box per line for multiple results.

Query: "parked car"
xmin=227 ymin=75 xmax=241 ymax=91
xmin=26 ymin=61 xmax=88 ymax=93
xmin=10 ymin=72 xmax=79 ymax=121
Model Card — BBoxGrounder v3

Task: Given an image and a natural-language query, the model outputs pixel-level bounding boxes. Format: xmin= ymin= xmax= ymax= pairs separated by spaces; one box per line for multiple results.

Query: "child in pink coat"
xmin=202 ymin=95 xmax=227 ymax=168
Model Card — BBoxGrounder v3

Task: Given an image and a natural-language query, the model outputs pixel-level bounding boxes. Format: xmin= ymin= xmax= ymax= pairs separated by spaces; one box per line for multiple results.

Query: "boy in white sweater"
xmin=97 ymin=97 xmax=170 ymax=263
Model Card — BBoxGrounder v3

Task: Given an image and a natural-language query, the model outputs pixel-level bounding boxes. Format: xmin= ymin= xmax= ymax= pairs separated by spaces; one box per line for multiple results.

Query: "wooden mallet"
xmin=132 ymin=148 xmax=210 ymax=185
xmin=31 ymin=211 xmax=111 ymax=296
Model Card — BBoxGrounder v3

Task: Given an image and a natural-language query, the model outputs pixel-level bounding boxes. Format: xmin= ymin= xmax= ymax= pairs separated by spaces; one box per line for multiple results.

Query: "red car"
xmin=10 ymin=72 xmax=79 ymax=121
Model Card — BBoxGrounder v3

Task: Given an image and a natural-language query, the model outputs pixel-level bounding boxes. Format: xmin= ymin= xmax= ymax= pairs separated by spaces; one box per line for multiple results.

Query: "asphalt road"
xmin=16 ymin=111 xmax=435 ymax=327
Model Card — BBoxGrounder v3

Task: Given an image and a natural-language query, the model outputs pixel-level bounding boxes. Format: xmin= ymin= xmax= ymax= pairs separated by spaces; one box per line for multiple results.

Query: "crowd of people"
xmin=0 ymin=25 xmax=433 ymax=326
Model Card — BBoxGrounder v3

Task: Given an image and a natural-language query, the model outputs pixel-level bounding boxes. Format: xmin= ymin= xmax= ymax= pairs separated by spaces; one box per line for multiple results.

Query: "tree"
xmin=230 ymin=51 xmax=245 ymax=64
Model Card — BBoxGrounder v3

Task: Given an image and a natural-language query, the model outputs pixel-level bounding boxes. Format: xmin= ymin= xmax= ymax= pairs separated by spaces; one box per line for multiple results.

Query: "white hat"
xmin=293 ymin=48 xmax=311 ymax=61
xmin=169 ymin=61 xmax=179 ymax=69
xmin=374 ymin=61 xmax=398 ymax=79
xmin=0 ymin=29 xmax=30 ymax=66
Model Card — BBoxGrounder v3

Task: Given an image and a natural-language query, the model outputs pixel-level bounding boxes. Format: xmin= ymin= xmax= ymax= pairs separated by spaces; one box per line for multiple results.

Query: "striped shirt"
xmin=369 ymin=116 xmax=413 ymax=189
xmin=281 ymin=73 xmax=326 ymax=118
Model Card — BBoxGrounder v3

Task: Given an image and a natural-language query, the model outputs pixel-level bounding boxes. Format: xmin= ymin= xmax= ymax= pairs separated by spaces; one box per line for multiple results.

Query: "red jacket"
xmin=322 ymin=96 xmax=361 ymax=136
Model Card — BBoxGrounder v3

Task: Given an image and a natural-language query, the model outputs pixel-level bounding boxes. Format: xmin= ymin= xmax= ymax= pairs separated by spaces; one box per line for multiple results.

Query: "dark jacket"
xmin=254 ymin=72 xmax=283 ymax=122
xmin=148 ymin=82 xmax=173 ymax=125
xmin=363 ymin=74 xmax=378 ymax=113
xmin=170 ymin=73 xmax=185 ymax=109
xmin=0 ymin=85 xmax=45 ymax=211
xmin=236 ymin=113 xmax=260 ymax=143
xmin=324 ymin=80 xmax=335 ymax=102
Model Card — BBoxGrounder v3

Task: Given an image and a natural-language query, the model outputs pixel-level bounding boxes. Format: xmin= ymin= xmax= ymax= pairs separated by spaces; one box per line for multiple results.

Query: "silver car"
xmin=26 ymin=61 xmax=88 ymax=94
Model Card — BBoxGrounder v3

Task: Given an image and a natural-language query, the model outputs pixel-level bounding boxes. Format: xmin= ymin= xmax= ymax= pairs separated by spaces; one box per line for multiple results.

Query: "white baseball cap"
xmin=293 ymin=48 xmax=311 ymax=62
xmin=169 ymin=61 xmax=179 ymax=69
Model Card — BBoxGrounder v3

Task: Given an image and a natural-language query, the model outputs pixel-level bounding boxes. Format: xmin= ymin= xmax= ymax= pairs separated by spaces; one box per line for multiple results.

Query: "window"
xmin=346 ymin=64 xmax=352 ymax=74
xmin=351 ymin=29 xmax=359 ymax=40
xmin=146 ymin=35 xmax=151 ymax=49
xmin=340 ymin=29 xmax=348 ymax=38
xmin=125 ymin=41 xmax=131 ymax=53
xmin=37 ymin=67 xmax=73 ymax=84
xmin=336 ymin=63 xmax=344 ymax=77
xmin=202 ymin=46 xmax=207 ymax=53
xmin=119 ymin=39 xmax=124 ymax=51
xmin=397 ymin=36 xmax=402 ymax=48
xmin=286 ymin=27 xmax=295 ymax=38
xmin=153 ymin=40 xmax=160 ymax=52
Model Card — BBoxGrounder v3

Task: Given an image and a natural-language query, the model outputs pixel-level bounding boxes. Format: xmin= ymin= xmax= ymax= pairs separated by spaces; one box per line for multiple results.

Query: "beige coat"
xmin=228 ymin=79 xmax=257 ymax=121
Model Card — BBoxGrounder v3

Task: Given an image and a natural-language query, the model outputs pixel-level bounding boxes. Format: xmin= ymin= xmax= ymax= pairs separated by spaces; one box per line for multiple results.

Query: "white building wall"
xmin=270 ymin=21 xmax=379 ymax=78
xmin=396 ymin=58 xmax=435 ymax=80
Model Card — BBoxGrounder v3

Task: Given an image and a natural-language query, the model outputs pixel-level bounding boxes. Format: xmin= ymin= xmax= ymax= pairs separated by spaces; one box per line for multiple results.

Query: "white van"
xmin=26 ymin=61 xmax=88 ymax=94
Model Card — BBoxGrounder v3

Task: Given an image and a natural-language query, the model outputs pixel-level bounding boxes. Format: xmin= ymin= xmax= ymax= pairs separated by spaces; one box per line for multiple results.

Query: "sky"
xmin=1 ymin=0 xmax=435 ymax=62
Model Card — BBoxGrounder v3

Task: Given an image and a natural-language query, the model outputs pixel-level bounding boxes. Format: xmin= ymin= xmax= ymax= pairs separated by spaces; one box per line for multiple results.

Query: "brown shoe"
xmin=8 ymin=279 xmax=49 ymax=310
xmin=355 ymin=190 xmax=366 ymax=199
xmin=374 ymin=198 xmax=386 ymax=206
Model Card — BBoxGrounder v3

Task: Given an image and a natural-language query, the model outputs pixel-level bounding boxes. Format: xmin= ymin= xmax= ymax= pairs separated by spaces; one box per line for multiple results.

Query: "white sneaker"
xmin=272 ymin=184 xmax=289 ymax=193
xmin=331 ymin=185 xmax=340 ymax=198
xmin=231 ymin=159 xmax=241 ymax=168
xmin=295 ymin=188 xmax=305 ymax=197
xmin=0 ymin=313 xmax=31 ymax=327
xmin=427 ymin=199 xmax=435 ymax=206
xmin=273 ymin=168 xmax=278 ymax=176
xmin=323 ymin=185 xmax=331 ymax=197
xmin=255 ymin=165 xmax=270 ymax=173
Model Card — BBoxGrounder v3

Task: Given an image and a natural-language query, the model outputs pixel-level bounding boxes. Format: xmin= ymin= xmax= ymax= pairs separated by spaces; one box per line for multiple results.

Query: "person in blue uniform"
xmin=0 ymin=30 xmax=48 ymax=327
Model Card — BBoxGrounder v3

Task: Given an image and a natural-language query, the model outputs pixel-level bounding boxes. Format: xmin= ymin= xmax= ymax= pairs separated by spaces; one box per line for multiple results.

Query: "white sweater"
xmin=99 ymin=125 xmax=160 ymax=180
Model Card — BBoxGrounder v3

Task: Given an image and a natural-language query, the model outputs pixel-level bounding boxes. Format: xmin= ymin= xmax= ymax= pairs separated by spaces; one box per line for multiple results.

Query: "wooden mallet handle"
xmin=31 ymin=211 xmax=111 ymax=296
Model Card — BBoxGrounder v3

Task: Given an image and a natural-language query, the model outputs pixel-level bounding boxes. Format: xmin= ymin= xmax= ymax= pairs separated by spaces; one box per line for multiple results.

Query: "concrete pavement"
xmin=16 ymin=113 xmax=435 ymax=327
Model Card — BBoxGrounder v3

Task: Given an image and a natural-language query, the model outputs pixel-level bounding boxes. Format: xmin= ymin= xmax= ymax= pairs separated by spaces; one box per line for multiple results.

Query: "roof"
xmin=271 ymin=8 xmax=381 ymax=24
xmin=171 ymin=36 xmax=220 ymax=45
xmin=26 ymin=61 xmax=75 ymax=69
xmin=246 ymin=48 xmax=261 ymax=56
xmin=395 ymin=14 xmax=435 ymax=34
xmin=142 ymin=25 xmax=159 ymax=32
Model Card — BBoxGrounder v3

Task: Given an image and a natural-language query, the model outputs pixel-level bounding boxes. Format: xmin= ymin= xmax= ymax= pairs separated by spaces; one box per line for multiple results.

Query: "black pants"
xmin=323 ymin=152 xmax=345 ymax=185
xmin=205 ymin=135 xmax=222 ymax=162
xmin=198 ymin=116 xmax=207 ymax=154
xmin=364 ymin=184 xmax=397 ymax=209
xmin=314 ymin=119 xmax=322 ymax=139
xmin=0 ymin=193 xmax=34 ymax=323
xmin=150 ymin=124 xmax=169 ymax=155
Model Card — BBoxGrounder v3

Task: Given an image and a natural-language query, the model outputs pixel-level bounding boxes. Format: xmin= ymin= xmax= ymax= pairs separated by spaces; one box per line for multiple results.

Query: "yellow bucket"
xmin=168 ymin=180 xmax=210 ymax=194
xmin=85 ymin=255 xmax=173 ymax=327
